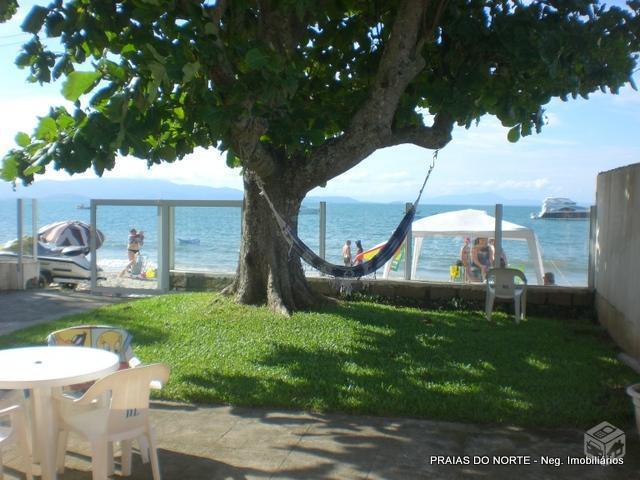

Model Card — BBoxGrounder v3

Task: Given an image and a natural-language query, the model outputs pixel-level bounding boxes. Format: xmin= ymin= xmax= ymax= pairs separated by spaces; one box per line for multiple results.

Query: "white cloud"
xmin=445 ymin=178 xmax=551 ymax=190
xmin=38 ymin=147 xmax=243 ymax=189
xmin=0 ymin=96 xmax=71 ymax=154
xmin=0 ymin=96 xmax=243 ymax=190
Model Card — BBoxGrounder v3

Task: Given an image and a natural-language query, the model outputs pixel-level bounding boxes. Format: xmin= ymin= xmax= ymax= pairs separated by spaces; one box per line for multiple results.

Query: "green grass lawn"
xmin=1 ymin=293 xmax=635 ymax=428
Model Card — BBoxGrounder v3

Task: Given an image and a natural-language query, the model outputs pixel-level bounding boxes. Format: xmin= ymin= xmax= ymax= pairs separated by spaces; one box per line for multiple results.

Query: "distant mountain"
xmin=420 ymin=192 xmax=542 ymax=206
xmin=304 ymin=195 xmax=360 ymax=204
xmin=0 ymin=178 xmax=244 ymax=200
xmin=0 ymin=178 xmax=362 ymax=204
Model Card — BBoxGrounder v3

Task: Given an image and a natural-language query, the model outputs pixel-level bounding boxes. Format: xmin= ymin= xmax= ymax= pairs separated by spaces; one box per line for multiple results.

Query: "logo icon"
xmin=584 ymin=422 xmax=625 ymax=459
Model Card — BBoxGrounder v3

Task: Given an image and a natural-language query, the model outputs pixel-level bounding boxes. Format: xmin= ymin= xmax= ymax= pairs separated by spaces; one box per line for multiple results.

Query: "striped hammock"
xmin=257 ymin=159 xmax=435 ymax=278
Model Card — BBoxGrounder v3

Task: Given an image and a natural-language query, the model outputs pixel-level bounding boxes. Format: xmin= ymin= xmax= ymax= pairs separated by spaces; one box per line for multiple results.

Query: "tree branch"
xmin=228 ymin=2 xmax=309 ymax=181
xmin=300 ymin=0 xmax=448 ymax=191
xmin=203 ymin=0 xmax=235 ymax=88
xmin=383 ymin=113 xmax=454 ymax=150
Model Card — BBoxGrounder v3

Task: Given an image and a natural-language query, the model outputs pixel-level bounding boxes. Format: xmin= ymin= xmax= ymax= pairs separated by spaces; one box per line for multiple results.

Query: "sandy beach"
xmin=72 ymin=271 xmax=159 ymax=292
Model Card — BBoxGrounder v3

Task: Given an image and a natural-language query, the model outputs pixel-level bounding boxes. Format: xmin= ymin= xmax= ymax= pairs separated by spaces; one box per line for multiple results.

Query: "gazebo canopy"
xmin=407 ymin=209 xmax=544 ymax=284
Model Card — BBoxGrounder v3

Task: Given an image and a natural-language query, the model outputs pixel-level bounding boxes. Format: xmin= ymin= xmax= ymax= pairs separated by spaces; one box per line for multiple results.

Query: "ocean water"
xmin=0 ymin=199 xmax=590 ymax=286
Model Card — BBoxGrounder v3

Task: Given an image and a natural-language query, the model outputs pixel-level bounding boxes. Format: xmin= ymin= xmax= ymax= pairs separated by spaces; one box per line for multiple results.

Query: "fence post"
xmin=31 ymin=199 xmax=38 ymax=259
xmin=319 ymin=202 xmax=326 ymax=260
xmin=588 ymin=205 xmax=597 ymax=289
xmin=494 ymin=204 xmax=503 ymax=268
xmin=168 ymin=205 xmax=175 ymax=270
xmin=90 ymin=200 xmax=97 ymax=292
xmin=158 ymin=202 xmax=171 ymax=291
xmin=404 ymin=202 xmax=413 ymax=280
xmin=17 ymin=199 xmax=23 ymax=289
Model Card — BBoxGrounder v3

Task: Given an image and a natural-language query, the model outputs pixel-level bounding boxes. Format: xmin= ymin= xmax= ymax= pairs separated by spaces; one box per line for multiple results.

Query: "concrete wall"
xmin=595 ymin=162 xmax=640 ymax=359
xmin=0 ymin=259 xmax=39 ymax=290
xmin=170 ymin=271 xmax=594 ymax=319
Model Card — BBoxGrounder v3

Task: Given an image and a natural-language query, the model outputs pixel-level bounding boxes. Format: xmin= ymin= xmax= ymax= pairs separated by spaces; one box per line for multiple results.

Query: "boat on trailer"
xmin=0 ymin=241 xmax=102 ymax=287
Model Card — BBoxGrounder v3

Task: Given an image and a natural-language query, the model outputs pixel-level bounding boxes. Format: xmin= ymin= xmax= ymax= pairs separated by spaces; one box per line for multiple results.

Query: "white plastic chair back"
xmin=0 ymin=404 xmax=33 ymax=480
xmin=487 ymin=268 xmax=527 ymax=299
xmin=0 ymin=389 xmax=23 ymax=410
xmin=74 ymin=363 xmax=169 ymax=436
xmin=47 ymin=325 xmax=137 ymax=367
xmin=485 ymin=268 xmax=527 ymax=323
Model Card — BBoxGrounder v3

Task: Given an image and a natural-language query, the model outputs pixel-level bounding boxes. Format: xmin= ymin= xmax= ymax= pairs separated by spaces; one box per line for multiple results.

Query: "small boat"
xmin=76 ymin=203 xmax=90 ymax=210
xmin=178 ymin=238 xmax=200 ymax=245
xmin=531 ymin=197 xmax=589 ymax=220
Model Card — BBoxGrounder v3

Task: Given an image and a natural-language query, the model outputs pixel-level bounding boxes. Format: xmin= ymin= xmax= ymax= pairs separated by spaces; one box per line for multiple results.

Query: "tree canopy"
xmin=2 ymin=0 xmax=639 ymax=186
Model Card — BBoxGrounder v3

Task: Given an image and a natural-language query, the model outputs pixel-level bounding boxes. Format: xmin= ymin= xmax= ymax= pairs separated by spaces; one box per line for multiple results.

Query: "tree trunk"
xmin=223 ymin=170 xmax=321 ymax=315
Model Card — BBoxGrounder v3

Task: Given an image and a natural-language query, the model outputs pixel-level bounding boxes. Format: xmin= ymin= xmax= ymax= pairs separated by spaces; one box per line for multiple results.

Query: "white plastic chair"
xmin=485 ymin=268 xmax=527 ymax=323
xmin=55 ymin=363 xmax=170 ymax=480
xmin=47 ymin=325 xmax=141 ymax=369
xmin=0 ymin=391 xmax=23 ymax=411
xmin=0 ymin=404 xmax=33 ymax=480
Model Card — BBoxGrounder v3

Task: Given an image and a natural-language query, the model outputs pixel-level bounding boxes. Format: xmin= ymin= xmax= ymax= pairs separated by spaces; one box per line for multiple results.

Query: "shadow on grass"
xmin=181 ymin=301 xmax=634 ymax=429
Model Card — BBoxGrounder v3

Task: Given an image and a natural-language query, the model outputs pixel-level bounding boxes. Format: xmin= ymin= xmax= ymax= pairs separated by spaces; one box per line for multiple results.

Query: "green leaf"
xmin=226 ymin=150 xmax=241 ymax=168
xmin=24 ymin=164 xmax=43 ymax=176
xmin=45 ymin=11 xmax=65 ymax=37
xmin=244 ymin=48 xmax=269 ymax=71
xmin=204 ymin=22 xmax=216 ymax=35
xmin=148 ymin=62 xmax=167 ymax=82
xmin=0 ymin=155 xmax=18 ymax=181
xmin=121 ymin=44 xmax=136 ymax=55
xmin=62 ymin=71 xmax=102 ymax=102
xmin=15 ymin=132 xmax=30 ymax=147
xmin=102 ymin=60 xmax=126 ymax=81
xmin=507 ymin=125 xmax=521 ymax=143
xmin=173 ymin=107 xmax=185 ymax=120
xmin=146 ymin=44 xmax=166 ymax=64
xmin=182 ymin=62 xmax=200 ymax=83
xmin=35 ymin=116 xmax=58 ymax=141
xmin=21 ymin=5 xmax=48 ymax=34
xmin=55 ymin=111 xmax=75 ymax=131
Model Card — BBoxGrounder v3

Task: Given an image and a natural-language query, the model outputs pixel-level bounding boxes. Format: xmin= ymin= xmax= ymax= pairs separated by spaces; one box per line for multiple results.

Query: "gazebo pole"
xmin=494 ymin=204 xmax=503 ymax=268
xmin=404 ymin=202 xmax=413 ymax=280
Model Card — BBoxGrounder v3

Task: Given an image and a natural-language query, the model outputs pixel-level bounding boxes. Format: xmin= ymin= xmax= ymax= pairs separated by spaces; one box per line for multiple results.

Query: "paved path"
xmin=0 ymin=288 xmax=129 ymax=335
xmin=2 ymin=402 xmax=639 ymax=479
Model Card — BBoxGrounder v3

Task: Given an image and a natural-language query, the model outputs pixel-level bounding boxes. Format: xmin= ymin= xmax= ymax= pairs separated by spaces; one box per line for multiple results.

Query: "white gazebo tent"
xmin=399 ymin=209 xmax=545 ymax=284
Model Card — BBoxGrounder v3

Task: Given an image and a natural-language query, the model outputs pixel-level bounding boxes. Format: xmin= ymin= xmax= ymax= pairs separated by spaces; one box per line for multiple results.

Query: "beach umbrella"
xmin=38 ymin=220 xmax=105 ymax=249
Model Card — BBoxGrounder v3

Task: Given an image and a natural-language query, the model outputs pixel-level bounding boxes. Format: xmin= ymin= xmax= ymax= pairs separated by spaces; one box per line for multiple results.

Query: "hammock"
xmin=257 ymin=156 xmax=436 ymax=278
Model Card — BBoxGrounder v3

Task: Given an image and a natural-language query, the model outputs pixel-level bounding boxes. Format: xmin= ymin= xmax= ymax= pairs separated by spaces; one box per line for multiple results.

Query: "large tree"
xmin=1 ymin=0 xmax=639 ymax=313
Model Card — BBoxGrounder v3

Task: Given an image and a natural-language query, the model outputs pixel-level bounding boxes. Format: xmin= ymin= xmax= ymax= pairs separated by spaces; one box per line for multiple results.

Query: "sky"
xmin=0 ymin=1 xmax=638 ymax=205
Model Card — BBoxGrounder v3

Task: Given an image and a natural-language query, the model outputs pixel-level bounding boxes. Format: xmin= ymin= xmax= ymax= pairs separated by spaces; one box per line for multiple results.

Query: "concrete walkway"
xmin=2 ymin=402 xmax=638 ymax=479
xmin=0 ymin=288 xmax=129 ymax=335
xmin=0 ymin=289 xmax=638 ymax=479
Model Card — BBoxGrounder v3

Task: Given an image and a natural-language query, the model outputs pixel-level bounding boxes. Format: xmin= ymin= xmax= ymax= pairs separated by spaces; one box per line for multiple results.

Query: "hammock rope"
xmin=256 ymin=153 xmax=437 ymax=278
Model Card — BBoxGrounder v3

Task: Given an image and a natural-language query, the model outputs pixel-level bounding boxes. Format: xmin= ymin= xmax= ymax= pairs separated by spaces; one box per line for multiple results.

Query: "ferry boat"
xmin=531 ymin=197 xmax=589 ymax=219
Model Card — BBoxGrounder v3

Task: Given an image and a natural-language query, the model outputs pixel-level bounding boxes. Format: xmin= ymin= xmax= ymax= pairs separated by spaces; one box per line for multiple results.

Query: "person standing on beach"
xmin=353 ymin=240 xmax=364 ymax=265
xmin=459 ymin=237 xmax=472 ymax=282
xmin=342 ymin=240 xmax=352 ymax=266
xmin=119 ymin=228 xmax=144 ymax=277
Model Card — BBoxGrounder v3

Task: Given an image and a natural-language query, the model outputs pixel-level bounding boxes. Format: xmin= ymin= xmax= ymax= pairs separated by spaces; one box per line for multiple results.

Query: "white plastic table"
xmin=0 ymin=346 xmax=119 ymax=480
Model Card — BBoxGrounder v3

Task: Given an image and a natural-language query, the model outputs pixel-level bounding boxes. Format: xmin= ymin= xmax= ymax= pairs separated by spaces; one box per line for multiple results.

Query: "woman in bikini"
xmin=119 ymin=228 xmax=144 ymax=277
xmin=471 ymin=237 xmax=492 ymax=281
